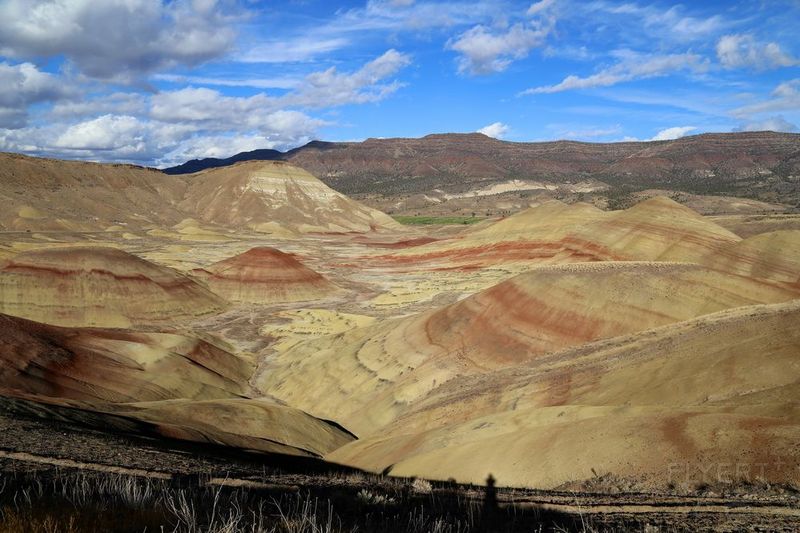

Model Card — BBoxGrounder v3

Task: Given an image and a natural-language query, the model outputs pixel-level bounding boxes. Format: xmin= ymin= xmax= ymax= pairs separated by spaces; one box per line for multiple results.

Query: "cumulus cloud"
xmin=287 ymin=49 xmax=411 ymax=107
xmin=734 ymin=116 xmax=798 ymax=133
xmin=51 ymin=92 xmax=148 ymax=119
xmin=716 ymin=34 xmax=798 ymax=70
xmin=0 ymin=62 xmax=71 ymax=128
xmin=0 ymin=49 xmax=410 ymax=165
xmin=554 ymin=125 xmax=622 ymax=139
xmin=447 ymin=0 xmax=555 ymax=75
xmin=54 ymin=114 xmax=147 ymax=152
xmin=0 ymin=0 xmax=237 ymax=81
xmin=650 ymin=126 xmax=696 ymax=141
xmin=522 ymin=52 xmax=708 ymax=94
xmin=477 ymin=122 xmax=509 ymax=138
xmin=449 ymin=23 xmax=549 ymax=75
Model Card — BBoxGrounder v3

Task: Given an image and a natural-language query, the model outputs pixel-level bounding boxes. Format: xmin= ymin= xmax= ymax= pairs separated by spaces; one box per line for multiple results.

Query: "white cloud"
xmin=732 ymin=79 xmax=800 ymax=117
xmin=554 ymin=124 xmax=622 ymax=139
xmin=449 ymin=23 xmax=549 ymax=75
xmin=0 ymin=62 xmax=71 ymax=128
xmin=477 ymin=122 xmax=509 ymax=138
xmin=600 ymin=3 xmax=725 ymax=43
xmin=238 ymin=37 xmax=350 ymax=63
xmin=285 ymin=49 xmax=412 ymax=107
xmin=522 ymin=52 xmax=708 ymax=94
xmin=0 ymin=49 xmax=413 ymax=165
xmin=54 ymin=115 xmax=146 ymax=151
xmin=162 ymin=134 xmax=297 ymax=163
xmin=650 ymin=126 xmax=696 ymax=141
xmin=734 ymin=116 xmax=798 ymax=133
xmin=527 ymin=0 xmax=556 ymax=16
xmin=717 ymin=34 xmax=798 ymax=70
xmin=0 ymin=0 xmax=237 ymax=81
xmin=51 ymin=92 xmax=147 ymax=119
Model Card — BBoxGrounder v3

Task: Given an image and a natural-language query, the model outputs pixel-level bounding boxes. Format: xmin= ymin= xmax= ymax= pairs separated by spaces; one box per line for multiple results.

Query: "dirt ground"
xmin=1 ymin=410 xmax=798 ymax=532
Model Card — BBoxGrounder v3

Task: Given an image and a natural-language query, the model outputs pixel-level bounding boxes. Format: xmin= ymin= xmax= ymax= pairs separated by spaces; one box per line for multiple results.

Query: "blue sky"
xmin=0 ymin=0 xmax=798 ymax=166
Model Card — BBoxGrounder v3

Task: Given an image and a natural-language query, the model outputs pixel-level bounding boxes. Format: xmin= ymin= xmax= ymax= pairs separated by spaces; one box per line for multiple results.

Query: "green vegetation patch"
xmin=393 ymin=215 xmax=485 ymax=225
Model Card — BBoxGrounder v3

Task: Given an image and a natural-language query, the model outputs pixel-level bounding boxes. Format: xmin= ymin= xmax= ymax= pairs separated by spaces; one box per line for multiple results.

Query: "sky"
xmin=0 ymin=0 xmax=798 ymax=167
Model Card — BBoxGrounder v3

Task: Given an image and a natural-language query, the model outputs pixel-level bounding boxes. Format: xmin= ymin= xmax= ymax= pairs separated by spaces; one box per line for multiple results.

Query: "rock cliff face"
xmin=165 ymin=132 xmax=800 ymax=201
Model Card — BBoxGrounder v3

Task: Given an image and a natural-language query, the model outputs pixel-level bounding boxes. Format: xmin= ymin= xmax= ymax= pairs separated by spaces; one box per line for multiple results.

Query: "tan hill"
xmin=0 ymin=313 xmax=248 ymax=403
xmin=0 ymin=152 xmax=188 ymax=231
xmin=0 ymin=313 xmax=353 ymax=457
xmin=191 ymin=246 xmax=340 ymax=304
xmin=327 ymin=300 xmax=800 ymax=490
xmin=179 ymin=160 xmax=400 ymax=234
xmin=0 ymin=153 xmax=398 ymax=235
xmin=0 ymin=246 xmax=228 ymax=327
xmin=708 ymin=213 xmax=800 ymax=238
xmin=383 ymin=197 xmax=741 ymax=268
xmin=701 ymin=230 xmax=800 ymax=287
xmin=258 ymin=262 xmax=799 ymax=436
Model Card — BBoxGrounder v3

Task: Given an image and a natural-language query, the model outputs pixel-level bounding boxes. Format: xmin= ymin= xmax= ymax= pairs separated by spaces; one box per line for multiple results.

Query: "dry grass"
xmin=0 ymin=470 xmax=577 ymax=533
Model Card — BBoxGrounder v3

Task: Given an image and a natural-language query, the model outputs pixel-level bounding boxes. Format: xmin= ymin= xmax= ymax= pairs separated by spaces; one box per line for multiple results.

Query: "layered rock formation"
xmin=328 ymin=300 xmax=800 ymax=489
xmin=0 ymin=313 xmax=354 ymax=457
xmin=0 ymin=246 xmax=228 ymax=327
xmin=191 ymin=247 xmax=340 ymax=304
xmin=179 ymin=161 xmax=400 ymax=234
xmin=259 ymin=262 xmax=800 ymax=436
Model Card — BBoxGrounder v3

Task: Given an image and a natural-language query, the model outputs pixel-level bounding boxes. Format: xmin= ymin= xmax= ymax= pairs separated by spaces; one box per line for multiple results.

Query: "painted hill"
xmin=258 ymin=262 xmax=799 ymax=436
xmin=0 ymin=313 xmax=248 ymax=403
xmin=191 ymin=247 xmax=340 ymax=304
xmin=179 ymin=160 xmax=400 ymax=234
xmin=0 ymin=152 xmax=187 ymax=232
xmin=0 ymin=313 xmax=354 ymax=457
xmin=328 ymin=300 xmax=800 ymax=489
xmin=0 ymin=153 xmax=398 ymax=235
xmin=0 ymin=246 xmax=228 ymax=327
xmin=381 ymin=197 xmax=741 ymax=268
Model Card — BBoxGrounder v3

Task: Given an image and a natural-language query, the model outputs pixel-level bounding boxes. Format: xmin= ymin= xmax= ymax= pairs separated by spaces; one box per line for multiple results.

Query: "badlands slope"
xmin=328 ymin=300 xmax=800 ymax=489
xmin=0 ymin=313 xmax=353 ymax=457
xmin=179 ymin=161 xmax=400 ymax=234
xmin=258 ymin=262 xmax=800 ymax=436
xmin=0 ymin=147 xmax=798 ymax=494
xmin=382 ymin=197 xmax=741 ymax=268
xmin=0 ymin=246 xmax=228 ymax=327
xmin=191 ymin=247 xmax=340 ymax=304
xmin=0 ymin=153 xmax=398 ymax=236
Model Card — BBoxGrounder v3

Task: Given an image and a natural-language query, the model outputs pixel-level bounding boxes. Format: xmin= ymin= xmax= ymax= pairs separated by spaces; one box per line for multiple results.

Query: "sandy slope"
xmin=258 ymin=262 xmax=800 ymax=436
xmin=381 ymin=197 xmax=741 ymax=268
xmin=0 ymin=314 xmax=354 ymax=458
xmin=0 ymin=246 xmax=228 ymax=327
xmin=180 ymin=160 xmax=400 ymax=234
xmin=328 ymin=300 xmax=800 ymax=489
xmin=191 ymin=246 xmax=340 ymax=304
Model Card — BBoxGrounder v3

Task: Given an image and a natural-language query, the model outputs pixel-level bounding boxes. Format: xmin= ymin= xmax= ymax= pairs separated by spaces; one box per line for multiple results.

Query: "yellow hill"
xmin=191 ymin=246 xmax=340 ymax=304
xmin=179 ymin=160 xmax=400 ymax=234
xmin=328 ymin=300 xmax=800 ymax=489
xmin=0 ymin=246 xmax=228 ymax=327
xmin=258 ymin=262 xmax=799 ymax=435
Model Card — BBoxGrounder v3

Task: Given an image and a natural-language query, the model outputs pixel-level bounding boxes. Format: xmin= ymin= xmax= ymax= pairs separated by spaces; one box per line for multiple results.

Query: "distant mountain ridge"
xmin=163 ymin=131 xmax=800 ymax=205
xmin=163 ymin=141 xmax=338 ymax=175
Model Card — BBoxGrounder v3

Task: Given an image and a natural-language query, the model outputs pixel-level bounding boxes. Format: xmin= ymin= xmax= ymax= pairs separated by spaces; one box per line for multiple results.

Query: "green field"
xmin=393 ymin=215 xmax=485 ymax=225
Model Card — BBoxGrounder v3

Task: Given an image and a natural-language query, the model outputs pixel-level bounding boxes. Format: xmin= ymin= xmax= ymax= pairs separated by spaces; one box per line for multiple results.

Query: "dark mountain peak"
xmin=163 ymin=148 xmax=284 ymax=175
